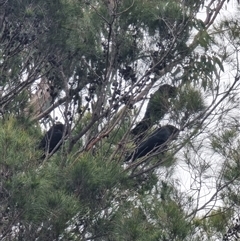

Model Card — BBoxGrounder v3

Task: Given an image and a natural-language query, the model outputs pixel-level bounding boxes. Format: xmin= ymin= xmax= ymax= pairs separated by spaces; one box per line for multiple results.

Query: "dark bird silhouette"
xmin=131 ymin=84 xmax=177 ymax=138
xmin=39 ymin=122 xmax=66 ymax=159
xmin=125 ymin=125 xmax=179 ymax=162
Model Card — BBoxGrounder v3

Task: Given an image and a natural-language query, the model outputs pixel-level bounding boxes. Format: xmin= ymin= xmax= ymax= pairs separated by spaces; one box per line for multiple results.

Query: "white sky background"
xmin=172 ymin=0 xmax=240 ymax=217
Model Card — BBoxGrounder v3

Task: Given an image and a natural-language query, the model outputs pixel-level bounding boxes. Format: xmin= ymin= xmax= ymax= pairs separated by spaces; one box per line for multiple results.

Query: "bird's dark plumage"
xmin=130 ymin=121 xmax=151 ymax=136
xmin=39 ymin=123 xmax=66 ymax=159
xmin=131 ymin=84 xmax=177 ymax=138
xmin=125 ymin=125 xmax=179 ymax=162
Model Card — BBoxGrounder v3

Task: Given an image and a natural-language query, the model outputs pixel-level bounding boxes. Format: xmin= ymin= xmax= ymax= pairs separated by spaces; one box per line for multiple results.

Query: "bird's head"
xmin=166 ymin=124 xmax=179 ymax=136
xmin=159 ymin=84 xmax=178 ymax=98
xmin=54 ymin=122 xmax=65 ymax=132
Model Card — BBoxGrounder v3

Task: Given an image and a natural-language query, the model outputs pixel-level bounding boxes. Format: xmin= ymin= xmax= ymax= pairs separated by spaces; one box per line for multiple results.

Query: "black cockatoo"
xmin=39 ymin=122 xmax=67 ymax=159
xmin=125 ymin=125 xmax=179 ymax=162
xmin=131 ymin=84 xmax=177 ymax=137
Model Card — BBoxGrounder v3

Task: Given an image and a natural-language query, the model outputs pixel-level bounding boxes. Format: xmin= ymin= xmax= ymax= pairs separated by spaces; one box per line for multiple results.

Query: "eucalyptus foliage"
xmin=1 ymin=0 xmax=240 ymax=240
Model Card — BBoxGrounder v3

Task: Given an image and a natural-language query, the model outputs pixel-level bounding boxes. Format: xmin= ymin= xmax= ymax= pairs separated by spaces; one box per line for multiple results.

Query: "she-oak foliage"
xmin=1 ymin=0 xmax=240 ymax=240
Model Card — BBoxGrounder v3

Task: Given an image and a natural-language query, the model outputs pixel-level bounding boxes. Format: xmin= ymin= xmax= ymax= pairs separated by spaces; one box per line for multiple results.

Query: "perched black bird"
xmin=131 ymin=84 xmax=177 ymax=138
xmin=125 ymin=125 xmax=179 ymax=162
xmin=39 ymin=122 xmax=66 ymax=159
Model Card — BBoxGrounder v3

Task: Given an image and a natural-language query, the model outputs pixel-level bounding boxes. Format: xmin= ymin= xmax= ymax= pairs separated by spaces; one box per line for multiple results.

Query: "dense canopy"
xmin=1 ymin=0 xmax=240 ymax=240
